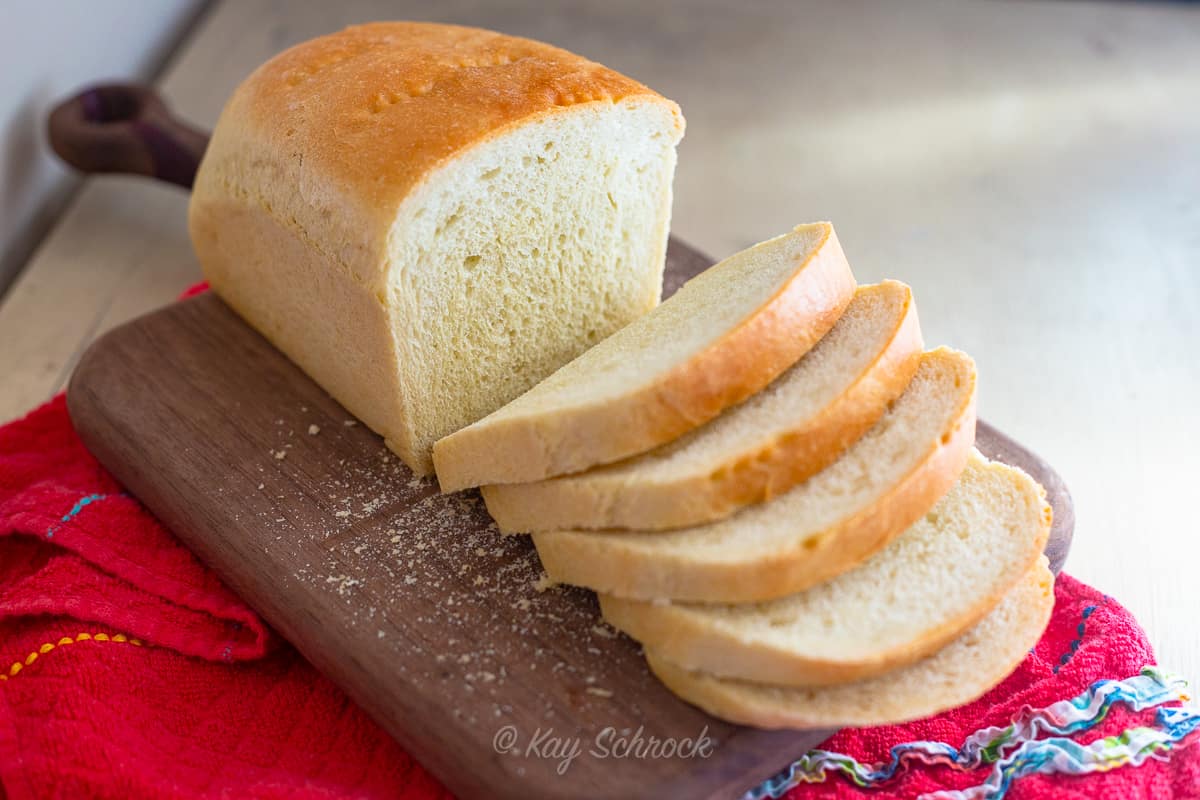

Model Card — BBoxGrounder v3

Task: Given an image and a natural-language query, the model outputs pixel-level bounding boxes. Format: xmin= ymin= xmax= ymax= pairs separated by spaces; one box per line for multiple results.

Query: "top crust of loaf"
xmin=206 ymin=21 xmax=683 ymax=258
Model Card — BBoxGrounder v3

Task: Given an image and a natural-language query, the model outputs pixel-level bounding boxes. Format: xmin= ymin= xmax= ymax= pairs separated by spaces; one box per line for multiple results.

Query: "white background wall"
xmin=0 ymin=0 xmax=203 ymax=294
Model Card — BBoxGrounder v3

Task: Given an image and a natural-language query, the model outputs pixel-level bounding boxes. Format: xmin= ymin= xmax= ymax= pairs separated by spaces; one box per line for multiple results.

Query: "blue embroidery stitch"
xmin=45 ymin=492 xmax=123 ymax=538
xmin=1055 ymin=604 xmax=1099 ymax=674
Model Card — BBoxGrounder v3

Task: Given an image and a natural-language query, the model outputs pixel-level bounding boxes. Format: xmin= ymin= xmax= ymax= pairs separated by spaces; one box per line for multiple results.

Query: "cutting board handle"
xmin=47 ymin=83 xmax=209 ymax=189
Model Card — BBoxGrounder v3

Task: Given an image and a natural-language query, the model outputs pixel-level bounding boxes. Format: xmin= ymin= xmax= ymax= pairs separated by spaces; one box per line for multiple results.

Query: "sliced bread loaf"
xmin=645 ymin=558 xmax=1054 ymax=729
xmin=192 ymin=23 xmax=685 ymax=474
xmin=600 ymin=452 xmax=1051 ymax=686
xmin=433 ymin=223 xmax=857 ymax=491
xmin=532 ymin=347 xmax=977 ymax=602
xmin=481 ymin=281 xmax=922 ymax=532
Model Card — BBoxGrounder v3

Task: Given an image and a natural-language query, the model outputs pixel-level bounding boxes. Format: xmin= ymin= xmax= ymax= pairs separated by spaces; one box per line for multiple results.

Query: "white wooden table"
xmin=2 ymin=0 xmax=1198 ymax=681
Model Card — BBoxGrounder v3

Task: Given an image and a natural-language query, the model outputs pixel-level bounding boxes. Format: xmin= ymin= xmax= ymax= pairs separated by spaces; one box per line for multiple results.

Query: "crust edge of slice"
xmin=532 ymin=347 xmax=977 ymax=603
xmin=645 ymin=557 xmax=1055 ymax=730
xmin=482 ymin=280 xmax=924 ymax=532
xmin=433 ymin=222 xmax=857 ymax=491
xmin=599 ymin=455 xmax=1052 ymax=686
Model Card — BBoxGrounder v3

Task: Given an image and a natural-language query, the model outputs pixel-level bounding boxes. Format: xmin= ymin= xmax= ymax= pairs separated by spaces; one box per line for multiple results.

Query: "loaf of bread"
xmin=190 ymin=22 xmax=684 ymax=473
xmin=481 ymin=281 xmax=922 ymax=531
xmin=532 ymin=348 xmax=977 ymax=602
xmin=645 ymin=558 xmax=1054 ymax=728
xmin=433 ymin=222 xmax=857 ymax=490
xmin=600 ymin=453 xmax=1052 ymax=686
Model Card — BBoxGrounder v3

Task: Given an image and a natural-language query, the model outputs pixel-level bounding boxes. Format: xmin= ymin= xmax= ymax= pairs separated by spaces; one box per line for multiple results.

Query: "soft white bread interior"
xmin=600 ymin=452 xmax=1051 ymax=686
xmin=645 ymin=558 xmax=1054 ymax=729
xmin=532 ymin=347 xmax=977 ymax=602
xmin=481 ymin=281 xmax=922 ymax=532
xmin=190 ymin=22 xmax=684 ymax=474
xmin=433 ymin=223 xmax=857 ymax=491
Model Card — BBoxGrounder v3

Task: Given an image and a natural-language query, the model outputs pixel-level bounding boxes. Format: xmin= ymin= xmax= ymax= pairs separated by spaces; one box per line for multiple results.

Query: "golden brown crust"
xmin=480 ymin=282 xmax=923 ymax=531
xmin=531 ymin=350 xmax=978 ymax=603
xmin=222 ymin=22 xmax=680 ymax=233
xmin=434 ymin=223 xmax=857 ymax=490
xmin=643 ymin=560 xmax=1054 ymax=729
xmin=598 ymin=479 xmax=1051 ymax=686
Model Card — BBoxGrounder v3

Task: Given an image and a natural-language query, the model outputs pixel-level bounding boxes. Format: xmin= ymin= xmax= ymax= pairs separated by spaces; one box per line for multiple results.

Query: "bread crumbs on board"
xmin=260 ymin=400 xmax=628 ymax=725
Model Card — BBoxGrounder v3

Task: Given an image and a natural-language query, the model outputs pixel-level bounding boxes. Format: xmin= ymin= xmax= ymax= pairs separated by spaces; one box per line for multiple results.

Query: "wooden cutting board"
xmin=67 ymin=237 xmax=1073 ymax=800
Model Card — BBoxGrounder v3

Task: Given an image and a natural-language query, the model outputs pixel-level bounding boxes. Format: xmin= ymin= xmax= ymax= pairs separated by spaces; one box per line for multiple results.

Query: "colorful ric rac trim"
xmin=746 ymin=667 xmax=1200 ymax=800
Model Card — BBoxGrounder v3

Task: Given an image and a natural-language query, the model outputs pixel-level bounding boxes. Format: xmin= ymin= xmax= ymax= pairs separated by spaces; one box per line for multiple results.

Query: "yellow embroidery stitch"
xmin=0 ymin=632 xmax=143 ymax=682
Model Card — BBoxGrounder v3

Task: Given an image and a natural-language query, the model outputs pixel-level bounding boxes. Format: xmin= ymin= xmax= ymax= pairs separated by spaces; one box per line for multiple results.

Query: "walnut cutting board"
xmin=67 ymin=238 xmax=1073 ymax=800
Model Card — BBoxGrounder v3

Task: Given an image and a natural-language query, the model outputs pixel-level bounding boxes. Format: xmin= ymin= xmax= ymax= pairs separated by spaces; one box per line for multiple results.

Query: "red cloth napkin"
xmin=1 ymin=386 xmax=1197 ymax=798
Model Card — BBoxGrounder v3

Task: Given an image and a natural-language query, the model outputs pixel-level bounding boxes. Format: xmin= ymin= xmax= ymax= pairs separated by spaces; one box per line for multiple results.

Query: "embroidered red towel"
xmin=1 ymin=391 xmax=1197 ymax=799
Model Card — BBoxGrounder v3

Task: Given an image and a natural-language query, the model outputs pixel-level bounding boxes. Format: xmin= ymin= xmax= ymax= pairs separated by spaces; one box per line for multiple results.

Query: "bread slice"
xmin=481 ymin=281 xmax=922 ymax=532
xmin=191 ymin=22 xmax=685 ymax=474
xmin=532 ymin=347 xmax=976 ymax=602
xmin=433 ymin=223 xmax=857 ymax=490
xmin=601 ymin=452 xmax=1051 ymax=686
xmin=645 ymin=558 xmax=1053 ymax=729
